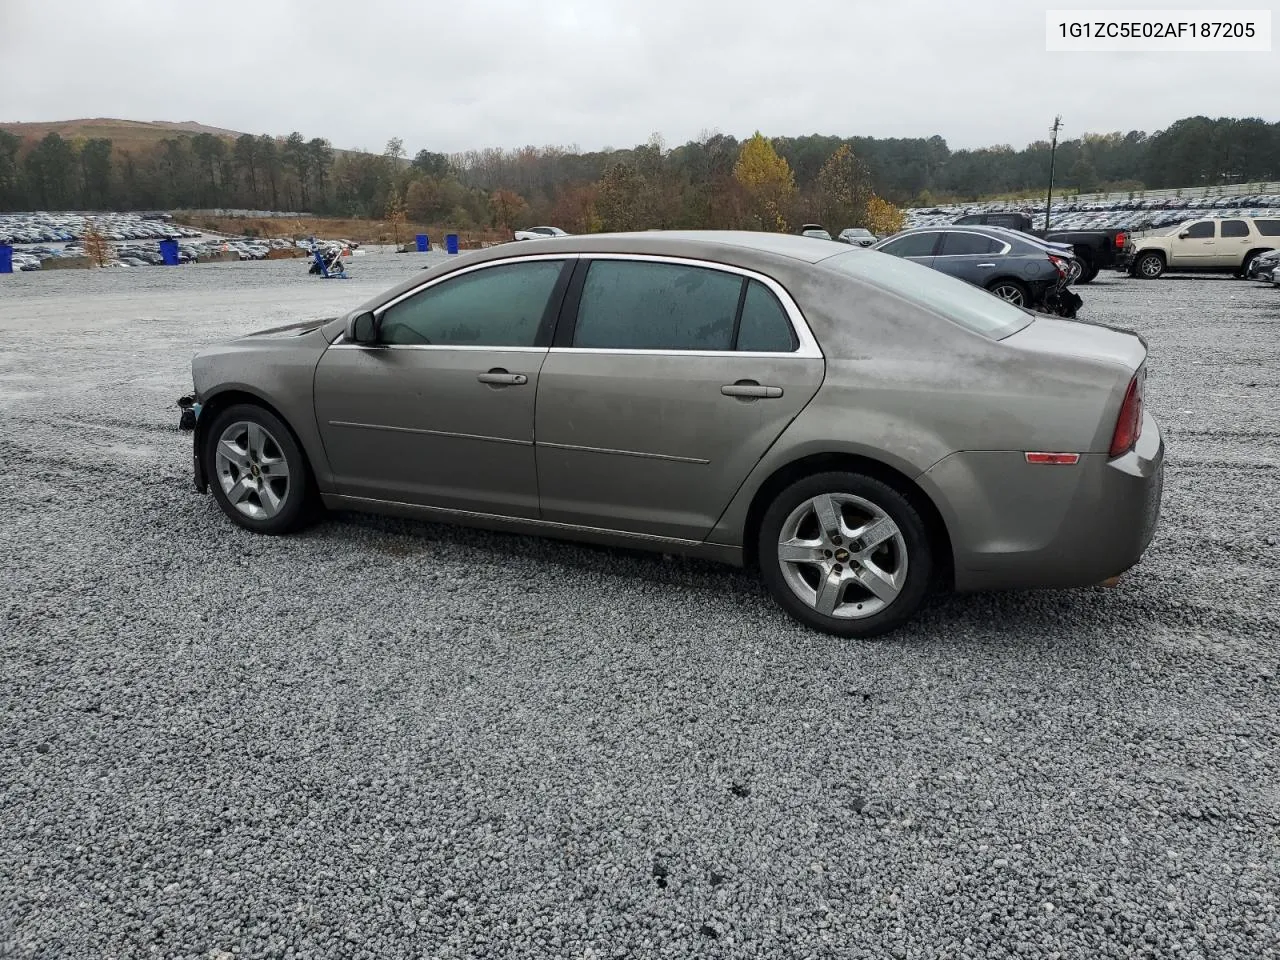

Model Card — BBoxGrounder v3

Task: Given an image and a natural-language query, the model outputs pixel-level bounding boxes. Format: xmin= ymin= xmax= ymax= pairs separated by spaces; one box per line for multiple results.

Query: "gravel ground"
xmin=1 ymin=255 xmax=1278 ymax=959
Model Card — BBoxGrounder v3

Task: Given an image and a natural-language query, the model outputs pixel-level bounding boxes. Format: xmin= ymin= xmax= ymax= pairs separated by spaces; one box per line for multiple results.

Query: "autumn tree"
xmin=595 ymin=163 xmax=646 ymax=231
xmin=82 ymin=218 xmax=114 ymax=267
xmin=815 ymin=144 xmax=872 ymax=230
xmin=733 ymin=132 xmax=796 ymax=232
xmin=864 ymin=194 xmax=906 ymax=235
xmin=405 ymin=178 xmax=441 ymax=222
xmin=490 ymin=189 xmax=527 ymax=232
xmin=385 ymin=190 xmax=407 ymax=247
xmin=551 ymin=184 xmax=600 ymax=233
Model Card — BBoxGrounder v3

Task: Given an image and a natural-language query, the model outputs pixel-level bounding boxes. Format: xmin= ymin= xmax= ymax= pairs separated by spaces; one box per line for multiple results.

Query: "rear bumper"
xmin=918 ymin=410 xmax=1164 ymax=592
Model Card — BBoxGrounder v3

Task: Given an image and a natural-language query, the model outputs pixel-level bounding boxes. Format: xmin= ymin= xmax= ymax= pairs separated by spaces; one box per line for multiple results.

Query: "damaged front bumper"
xmin=177 ymin=394 xmax=208 ymax=493
xmin=177 ymin=394 xmax=202 ymax=431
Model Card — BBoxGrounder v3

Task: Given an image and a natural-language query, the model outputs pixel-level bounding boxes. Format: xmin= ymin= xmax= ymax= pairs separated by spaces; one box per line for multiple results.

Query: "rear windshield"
xmin=822 ymin=249 xmax=1034 ymax=340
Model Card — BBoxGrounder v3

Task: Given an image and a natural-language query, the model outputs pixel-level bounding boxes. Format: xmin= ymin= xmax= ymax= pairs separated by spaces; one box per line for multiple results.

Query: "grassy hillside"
xmin=0 ymin=118 xmax=250 ymax=149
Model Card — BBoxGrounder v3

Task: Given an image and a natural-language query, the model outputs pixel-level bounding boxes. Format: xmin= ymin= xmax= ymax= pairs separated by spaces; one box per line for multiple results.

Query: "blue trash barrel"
xmin=0 ymin=244 xmax=12 ymax=274
xmin=445 ymin=233 xmax=459 ymax=255
xmin=415 ymin=234 xmax=428 ymax=252
xmin=159 ymin=239 xmax=180 ymax=266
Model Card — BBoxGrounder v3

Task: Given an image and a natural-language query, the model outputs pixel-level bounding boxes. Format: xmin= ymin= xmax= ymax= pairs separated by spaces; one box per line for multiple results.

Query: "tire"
xmin=203 ymin=404 xmax=317 ymax=535
xmin=758 ymin=472 xmax=934 ymax=639
xmin=1133 ymin=251 xmax=1164 ymax=279
xmin=1239 ymin=251 xmax=1261 ymax=280
xmin=986 ymin=278 xmax=1030 ymax=307
xmin=1077 ymin=258 xmax=1099 ymax=284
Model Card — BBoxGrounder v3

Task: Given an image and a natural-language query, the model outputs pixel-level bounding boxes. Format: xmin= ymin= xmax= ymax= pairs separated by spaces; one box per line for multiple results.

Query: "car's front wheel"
xmin=758 ymin=472 xmax=933 ymax=638
xmin=204 ymin=404 xmax=316 ymax=535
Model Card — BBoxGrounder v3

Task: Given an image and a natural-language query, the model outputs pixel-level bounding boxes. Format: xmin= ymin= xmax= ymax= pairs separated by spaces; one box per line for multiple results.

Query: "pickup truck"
xmin=952 ymin=212 xmax=1127 ymax=284
xmin=1116 ymin=216 xmax=1280 ymax=279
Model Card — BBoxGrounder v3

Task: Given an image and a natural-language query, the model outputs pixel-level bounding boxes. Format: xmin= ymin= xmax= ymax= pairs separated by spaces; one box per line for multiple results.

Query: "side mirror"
xmin=1178 ymin=231 xmax=1191 ymax=239
xmin=346 ymin=311 xmax=377 ymax=344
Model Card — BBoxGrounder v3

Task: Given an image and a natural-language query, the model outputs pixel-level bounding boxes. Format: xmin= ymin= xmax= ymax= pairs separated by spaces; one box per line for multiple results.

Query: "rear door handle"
xmin=977 ymin=262 xmax=996 ymax=268
xmin=722 ymin=381 xmax=783 ymax=399
xmin=477 ymin=369 xmax=527 ymax=386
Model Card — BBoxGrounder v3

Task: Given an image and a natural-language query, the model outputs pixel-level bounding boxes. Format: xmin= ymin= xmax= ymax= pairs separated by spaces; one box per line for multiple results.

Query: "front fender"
xmin=191 ymin=330 xmax=334 ymax=490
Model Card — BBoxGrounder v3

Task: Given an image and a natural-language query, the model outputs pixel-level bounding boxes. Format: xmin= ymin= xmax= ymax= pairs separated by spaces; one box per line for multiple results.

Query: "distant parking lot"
xmin=1 ymin=212 xmax=358 ymax=271
xmin=1 ymin=254 xmax=1277 ymax=957
xmin=905 ymin=192 xmax=1280 ymax=231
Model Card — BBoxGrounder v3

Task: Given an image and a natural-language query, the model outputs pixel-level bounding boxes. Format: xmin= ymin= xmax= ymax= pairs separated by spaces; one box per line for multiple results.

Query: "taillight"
xmin=1115 ymin=232 xmax=1127 ymax=249
xmin=1109 ymin=371 xmax=1144 ymax=457
xmin=1048 ymin=254 xmax=1069 ymax=278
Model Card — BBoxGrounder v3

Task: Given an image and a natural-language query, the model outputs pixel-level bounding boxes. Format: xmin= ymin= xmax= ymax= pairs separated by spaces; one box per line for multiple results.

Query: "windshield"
xmin=822 ymin=249 xmax=1034 ymax=340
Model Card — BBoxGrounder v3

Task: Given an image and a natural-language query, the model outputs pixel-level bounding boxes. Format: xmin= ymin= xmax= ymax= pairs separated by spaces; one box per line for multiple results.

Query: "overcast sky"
xmin=3 ymin=0 xmax=1276 ymax=155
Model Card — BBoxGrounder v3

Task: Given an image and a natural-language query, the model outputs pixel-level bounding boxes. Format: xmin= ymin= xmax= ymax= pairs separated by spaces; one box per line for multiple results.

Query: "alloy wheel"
xmin=990 ymin=283 xmax=1026 ymax=306
xmin=776 ymin=493 xmax=909 ymax=619
xmin=214 ymin=421 xmax=292 ymax=520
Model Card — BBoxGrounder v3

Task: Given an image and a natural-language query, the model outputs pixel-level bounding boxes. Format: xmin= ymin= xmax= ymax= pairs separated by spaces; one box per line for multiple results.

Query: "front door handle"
xmin=976 ymin=262 xmax=996 ymax=268
xmin=477 ymin=369 xmax=528 ymax=386
xmin=722 ymin=381 xmax=783 ymax=400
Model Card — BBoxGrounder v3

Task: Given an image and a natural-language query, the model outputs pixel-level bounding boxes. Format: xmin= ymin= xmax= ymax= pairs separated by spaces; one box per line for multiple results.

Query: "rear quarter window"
xmin=1255 ymin=219 xmax=1280 ymax=236
xmin=823 ymin=249 xmax=1033 ymax=340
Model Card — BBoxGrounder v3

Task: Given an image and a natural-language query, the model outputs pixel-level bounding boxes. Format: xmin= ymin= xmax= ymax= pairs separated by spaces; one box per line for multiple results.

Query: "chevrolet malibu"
xmin=187 ymin=231 xmax=1164 ymax=638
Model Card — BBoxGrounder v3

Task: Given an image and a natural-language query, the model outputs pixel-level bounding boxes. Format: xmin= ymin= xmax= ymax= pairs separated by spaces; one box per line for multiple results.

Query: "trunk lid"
xmin=1002 ymin=315 xmax=1147 ymax=372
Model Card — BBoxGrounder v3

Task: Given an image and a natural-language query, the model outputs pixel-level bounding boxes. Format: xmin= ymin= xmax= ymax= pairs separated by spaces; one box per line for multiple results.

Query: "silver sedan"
xmin=187 ymin=232 xmax=1164 ymax=638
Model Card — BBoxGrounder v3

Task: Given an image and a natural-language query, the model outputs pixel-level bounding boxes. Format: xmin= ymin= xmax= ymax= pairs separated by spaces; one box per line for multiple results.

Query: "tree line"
xmin=1 ymin=115 xmax=1277 ymax=233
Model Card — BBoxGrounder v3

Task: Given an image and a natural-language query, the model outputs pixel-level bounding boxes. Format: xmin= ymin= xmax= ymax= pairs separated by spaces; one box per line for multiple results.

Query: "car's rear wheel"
xmin=1134 ymin=251 xmax=1164 ymax=279
xmin=1074 ymin=254 xmax=1098 ymax=284
xmin=205 ymin=404 xmax=316 ymax=535
xmin=987 ymin=279 xmax=1030 ymax=307
xmin=1239 ymin=251 xmax=1262 ymax=279
xmin=758 ymin=472 xmax=933 ymax=638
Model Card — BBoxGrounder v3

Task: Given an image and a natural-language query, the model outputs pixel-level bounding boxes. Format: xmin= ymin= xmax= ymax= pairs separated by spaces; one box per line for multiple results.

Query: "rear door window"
xmin=938 ymin=232 xmax=1003 ymax=256
xmin=1221 ymin=220 xmax=1250 ymax=238
xmin=572 ymin=260 xmax=741 ymax=351
xmin=569 ymin=261 xmax=799 ymax=353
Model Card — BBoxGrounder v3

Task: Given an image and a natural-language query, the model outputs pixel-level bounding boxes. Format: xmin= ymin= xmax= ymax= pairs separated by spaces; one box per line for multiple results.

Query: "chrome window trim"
xmin=331 ymin=342 xmax=548 ymax=352
xmin=562 ymin=252 xmax=823 ymax=359
xmin=333 ymin=250 xmax=824 ymax=359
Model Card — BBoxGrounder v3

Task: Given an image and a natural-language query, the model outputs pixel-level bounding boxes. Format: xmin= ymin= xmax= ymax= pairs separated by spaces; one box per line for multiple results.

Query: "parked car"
xmin=514 ymin=226 xmax=569 ymax=241
xmin=871 ymin=225 xmax=1082 ymax=317
xmin=952 ymin=212 xmax=1127 ymax=284
xmin=184 ymin=231 xmax=1163 ymax=639
xmin=1118 ymin=216 xmax=1280 ymax=278
xmin=837 ymin=228 xmax=876 ymax=247
xmin=798 ymin=224 xmax=833 ymax=240
xmin=1245 ymin=248 xmax=1280 ymax=282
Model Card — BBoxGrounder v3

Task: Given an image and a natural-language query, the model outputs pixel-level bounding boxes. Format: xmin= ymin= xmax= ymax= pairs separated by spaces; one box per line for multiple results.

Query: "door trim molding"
xmin=538 ymin=440 xmax=710 ymax=464
xmin=327 ymin=420 xmax=533 ymax=446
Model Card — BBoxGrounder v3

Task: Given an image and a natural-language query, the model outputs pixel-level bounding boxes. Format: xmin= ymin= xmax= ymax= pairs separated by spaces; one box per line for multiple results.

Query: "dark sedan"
xmin=871 ymin=225 xmax=1079 ymax=315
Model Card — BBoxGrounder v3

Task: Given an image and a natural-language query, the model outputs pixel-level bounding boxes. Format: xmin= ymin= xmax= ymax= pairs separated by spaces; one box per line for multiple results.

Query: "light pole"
xmin=1044 ymin=115 xmax=1062 ymax=232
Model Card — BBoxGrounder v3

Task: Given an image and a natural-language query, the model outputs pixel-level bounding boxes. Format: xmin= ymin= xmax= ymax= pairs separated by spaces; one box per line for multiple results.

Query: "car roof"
xmin=355 ymin=231 xmax=855 ymax=315
xmin=495 ymin=230 xmax=849 ymax=264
